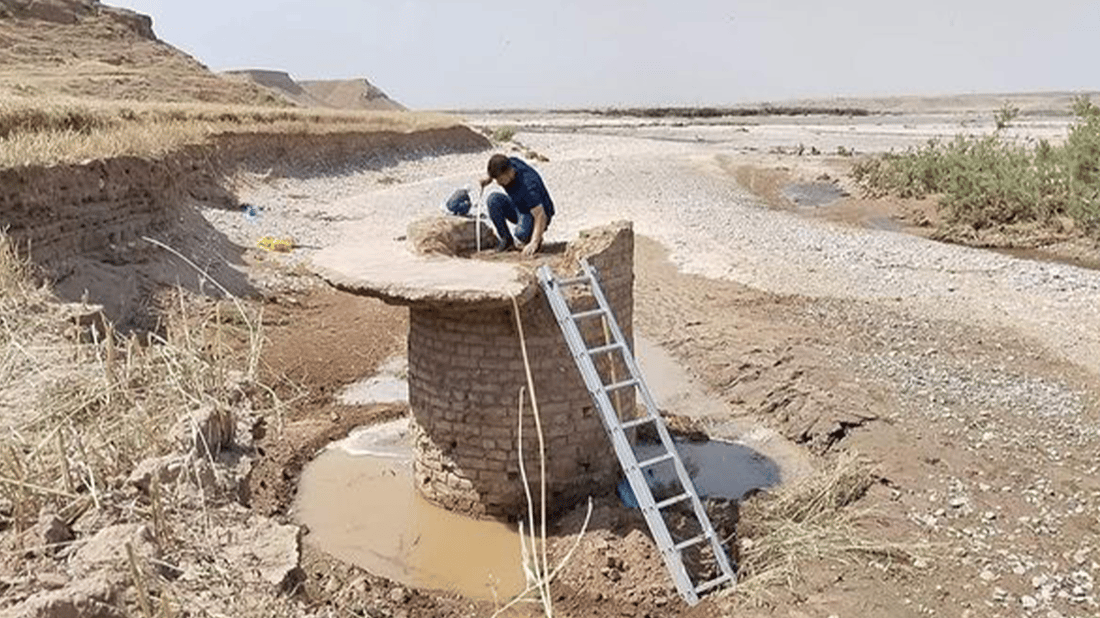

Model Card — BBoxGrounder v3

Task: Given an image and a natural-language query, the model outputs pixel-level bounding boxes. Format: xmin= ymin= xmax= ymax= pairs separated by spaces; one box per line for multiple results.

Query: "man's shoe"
xmin=494 ymin=239 xmax=514 ymax=253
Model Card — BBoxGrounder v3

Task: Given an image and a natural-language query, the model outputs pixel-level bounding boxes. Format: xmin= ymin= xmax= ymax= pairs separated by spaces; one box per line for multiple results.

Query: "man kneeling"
xmin=480 ymin=154 xmax=555 ymax=256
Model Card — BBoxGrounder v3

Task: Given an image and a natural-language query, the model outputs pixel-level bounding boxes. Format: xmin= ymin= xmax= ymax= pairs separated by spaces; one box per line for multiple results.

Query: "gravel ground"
xmin=211 ymin=114 xmax=1100 ymax=377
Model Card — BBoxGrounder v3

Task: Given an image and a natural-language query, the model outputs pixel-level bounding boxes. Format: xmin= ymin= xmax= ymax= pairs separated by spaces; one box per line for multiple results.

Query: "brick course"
xmin=408 ymin=223 xmax=636 ymax=518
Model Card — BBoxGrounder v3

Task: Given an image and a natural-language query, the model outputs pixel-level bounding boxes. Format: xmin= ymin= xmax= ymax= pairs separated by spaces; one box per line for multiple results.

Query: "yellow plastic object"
xmin=257 ymin=236 xmax=295 ymax=253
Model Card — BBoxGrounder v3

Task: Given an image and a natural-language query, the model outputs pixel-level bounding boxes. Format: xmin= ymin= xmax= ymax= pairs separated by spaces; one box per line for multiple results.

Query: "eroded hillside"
xmin=0 ymin=0 xmax=282 ymax=104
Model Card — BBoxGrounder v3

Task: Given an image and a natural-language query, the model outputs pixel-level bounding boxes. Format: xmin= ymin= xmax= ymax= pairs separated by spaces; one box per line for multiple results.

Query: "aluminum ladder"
xmin=536 ymin=258 xmax=736 ymax=605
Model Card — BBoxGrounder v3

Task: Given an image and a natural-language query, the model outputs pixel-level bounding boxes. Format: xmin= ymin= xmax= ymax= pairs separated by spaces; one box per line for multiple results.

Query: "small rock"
xmin=34 ymin=573 xmax=68 ymax=590
xmin=189 ymin=457 xmax=219 ymax=493
xmin=221 ymin=517 xmax=301 ymax=589
xmin=180 ymin=404 xmax=236 ymax=458
xmin=3 ymin=573 xmax=124 ymax=618
xmin=1021 ymin=594 xmax=1038 ymax=610
xmin=71 ymin=524 xmax=159 ymax=576
xmin=29 ymin=511 xmax=72 ymax=552
xmin=349 ymin=577 xmax=369 ymax=595
xmin=389 ymin=586 xmax=409 ymax=604
xmin=126 ymin=455 xmax=184 ymax=493
xmin=980 ymin=570 xmax=998 ymax=582
xmin=949 ymin=496 xmax=969 ymax=509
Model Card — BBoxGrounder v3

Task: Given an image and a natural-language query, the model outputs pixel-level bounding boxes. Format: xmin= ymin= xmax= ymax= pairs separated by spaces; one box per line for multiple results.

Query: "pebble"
xmin=388 ymin=587 xmax=409 ymax=604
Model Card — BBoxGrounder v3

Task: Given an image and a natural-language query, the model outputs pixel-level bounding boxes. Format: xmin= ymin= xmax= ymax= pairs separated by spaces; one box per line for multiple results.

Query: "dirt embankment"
xmin=0 ymin=126 xmax=490 ymax=329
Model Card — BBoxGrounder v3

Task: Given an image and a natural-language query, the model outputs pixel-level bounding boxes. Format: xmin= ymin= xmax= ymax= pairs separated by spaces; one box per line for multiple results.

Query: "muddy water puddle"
xmin=632 ymin=437 xmax=780 ymax=501
xmin=293 ymin=419 xmax=527 ymax=602
xmin=781 ymin=181 xmax=847 ymax=209
xmin=296 ymin=340 xmax=810 ymax=601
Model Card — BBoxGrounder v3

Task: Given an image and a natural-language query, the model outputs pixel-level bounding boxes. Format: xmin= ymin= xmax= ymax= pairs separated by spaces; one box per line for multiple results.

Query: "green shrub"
xmin=994 ymin=100 xmax=1020 ymax=130
xmin=492 ymin=126 xmax=517 ymax=142
xmin=852 ymin=96 xmax=1100 ymax=234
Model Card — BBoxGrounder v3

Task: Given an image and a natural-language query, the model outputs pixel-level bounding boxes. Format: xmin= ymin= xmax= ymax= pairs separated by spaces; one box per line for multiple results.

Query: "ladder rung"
xmin=674 ymin=533 xmax=709 ymax=551
xmin=621 ymin=415 xmax=656 ymax=430
xmin=570 ymin=307 xmax=606 ymax=320
xmin=556 ymin=275 xmax=592 ymax=287
xmin=656 ymin=492 xmax=692 ymax=509
xmin=695 ymin=573 xmax=733 ymax=595
xmin=605 ymin=378 xmax=638 ymax=393
xmin=586 ymin=341 xmax=622 ymax=356
xmin=637 ymin=451 xmax=675 ymax=469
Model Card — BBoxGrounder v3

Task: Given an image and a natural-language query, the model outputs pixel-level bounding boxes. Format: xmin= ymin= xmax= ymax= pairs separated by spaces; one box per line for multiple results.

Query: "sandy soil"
xmin=203 ymin=107 xmax=1100 ymax=618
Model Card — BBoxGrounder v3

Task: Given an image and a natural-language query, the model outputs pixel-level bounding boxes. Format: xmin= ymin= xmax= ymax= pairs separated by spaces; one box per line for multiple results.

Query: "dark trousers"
xmin=488 ymin=192 xmax=551 ymax=248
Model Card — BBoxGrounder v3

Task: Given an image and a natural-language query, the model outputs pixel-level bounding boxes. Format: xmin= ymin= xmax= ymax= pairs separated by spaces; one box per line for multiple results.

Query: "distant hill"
xmin=225 ymin=70 xmax=406 ymax=111
xmin=0 ymin=0 xmax=285 ymax=105
xmin=222 ymin=69 xmax=329 ymax=107
xmin=300 ymin=79 xmax=405 ymax=111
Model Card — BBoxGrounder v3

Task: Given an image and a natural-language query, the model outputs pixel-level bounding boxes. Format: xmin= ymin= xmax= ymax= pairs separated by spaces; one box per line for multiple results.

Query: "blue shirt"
xmin=503 ymin=157 xmax=555 ymax=218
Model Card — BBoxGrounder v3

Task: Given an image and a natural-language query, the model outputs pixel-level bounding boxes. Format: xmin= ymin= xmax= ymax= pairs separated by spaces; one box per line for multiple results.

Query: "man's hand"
xmin=522 ymin=206 xmax=548 ymax=256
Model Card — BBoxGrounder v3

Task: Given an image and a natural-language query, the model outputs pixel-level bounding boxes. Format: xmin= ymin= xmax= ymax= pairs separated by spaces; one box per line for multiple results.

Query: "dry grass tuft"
xmin=729 ymin=454 xmax=930 ymax=605
xmin=0 ymin=229 xmax=300 ymax=615
xmin=0 ymin=95 xmax=460 ymax=168
xmin=0 ymin=231 xmax=262 ymax=510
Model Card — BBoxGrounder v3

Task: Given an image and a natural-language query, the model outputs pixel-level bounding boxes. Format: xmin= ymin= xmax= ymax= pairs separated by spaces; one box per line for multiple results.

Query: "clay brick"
xmin=410 ymin=224 xmax=632 ymax=517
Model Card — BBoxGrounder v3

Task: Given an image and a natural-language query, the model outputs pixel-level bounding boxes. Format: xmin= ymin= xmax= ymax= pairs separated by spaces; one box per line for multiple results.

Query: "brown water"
xmin=293 ymin=421 xmax=527 ymax=602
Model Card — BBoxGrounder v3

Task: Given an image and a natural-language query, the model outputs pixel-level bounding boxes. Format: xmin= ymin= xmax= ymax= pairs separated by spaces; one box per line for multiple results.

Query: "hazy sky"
xmin=110 ymin=0 xmax=1098 ymax=109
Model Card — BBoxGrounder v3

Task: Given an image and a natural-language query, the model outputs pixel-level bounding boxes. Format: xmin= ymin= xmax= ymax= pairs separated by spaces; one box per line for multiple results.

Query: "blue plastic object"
xmin=444 ymin=189 xmax=472 ymax=216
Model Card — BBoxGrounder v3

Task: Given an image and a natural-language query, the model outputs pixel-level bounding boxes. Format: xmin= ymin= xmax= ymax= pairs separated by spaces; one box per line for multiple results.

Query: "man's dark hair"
xmin=487 ymin=154 xmax=513 ymax=179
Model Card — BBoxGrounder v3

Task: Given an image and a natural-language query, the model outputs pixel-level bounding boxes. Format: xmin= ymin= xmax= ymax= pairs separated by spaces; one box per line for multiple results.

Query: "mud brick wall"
xmin=408 ymin=224 xmax=635 ymax=518
xmin=0 ymin=155 xmax=193 ymax=266
xmin=0 ymin=126 xmax=491 ymax=270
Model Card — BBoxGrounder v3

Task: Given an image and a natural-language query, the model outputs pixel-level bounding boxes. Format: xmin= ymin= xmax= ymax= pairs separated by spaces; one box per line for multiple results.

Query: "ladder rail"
xmin=578 ymin=260 xmax=737 ymax=586
xmin=538 ymin=267 xmax=697 ymax=598
xmin=535 ymin=260 xmax=736 ymax=605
